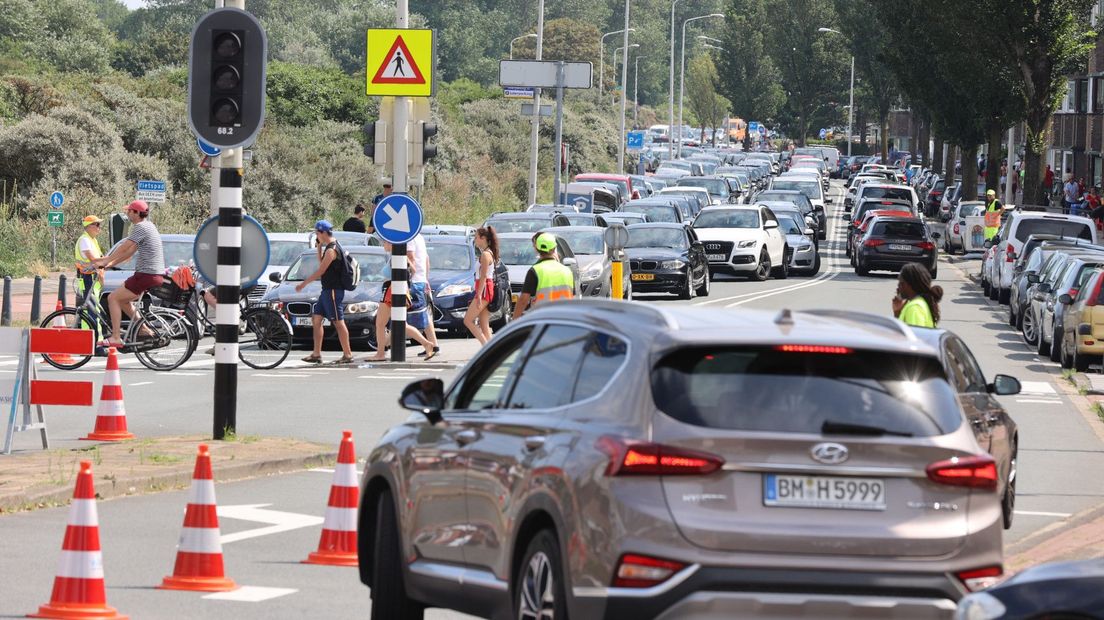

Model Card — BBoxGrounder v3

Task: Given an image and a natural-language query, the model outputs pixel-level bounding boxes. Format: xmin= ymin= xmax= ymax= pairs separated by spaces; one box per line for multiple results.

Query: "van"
xmin=794 ymin=146 xmax=841 ymax=178
xmin=991 ymin=212 xmax=1099 ymax=304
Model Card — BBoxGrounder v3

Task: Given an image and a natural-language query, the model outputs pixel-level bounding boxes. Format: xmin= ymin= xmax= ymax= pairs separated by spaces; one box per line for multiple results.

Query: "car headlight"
xmin=438 ymin=283 xmax=473 ymax=297
xmin=344 ymin=301 xmax=378 ymax=314
xmin=267 ymin=301 xmax=283 ymax=313
xmin=581 ymin=264 xmax=604 ymax=280
xmin=795 ymin=243 xmax=813 ymax=251
xmin=954 ymin=592 xmax=1006 ymax=620
xmin=660 ymin=259 xmax=685 ymax=270
xmin=736 ymin=239 xmax=757 ymax=248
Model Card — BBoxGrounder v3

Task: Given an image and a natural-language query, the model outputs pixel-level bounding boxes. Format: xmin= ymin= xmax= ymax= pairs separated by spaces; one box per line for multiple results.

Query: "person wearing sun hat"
xmin=511 ymin=232 xmax=574 ymax=320
xmin=74 ymin=215 xmax=104 ymax=306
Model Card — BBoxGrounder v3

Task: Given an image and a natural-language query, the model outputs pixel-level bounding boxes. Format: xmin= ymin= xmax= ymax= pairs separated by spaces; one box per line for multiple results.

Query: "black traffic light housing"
xmin=187 ymin=8 xmax=267 ymax=149
xmin=421 ymin=121 xmax=438 ymax=162
xmin=363 ymin=122 xmax=376 ymax=159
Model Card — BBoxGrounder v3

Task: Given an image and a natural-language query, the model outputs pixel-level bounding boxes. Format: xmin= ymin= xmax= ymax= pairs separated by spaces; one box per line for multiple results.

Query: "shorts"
xmin=480 ymin=279 xmax=495 ymax=304
xmin=410 ymin=282 xmax=427 ymax=311
xmin=313 ymin=288 xmax=345 ymax=321
xmin=124 ymin=272 xmax=164 ymax=295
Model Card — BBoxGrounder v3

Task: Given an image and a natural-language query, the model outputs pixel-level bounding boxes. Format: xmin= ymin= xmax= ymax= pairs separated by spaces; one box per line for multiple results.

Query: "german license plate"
xmin=888 ymin=244 xmax=913 ymax=251
xmin=707 ymin=254 xmax=726 ymax=261
xmin=293 ymin=317 xmax=329 ymax=327
xmin=631 ymin=273 xmax=655 ymax=281
xmin=763 ymin=474 xmax=886 ymax=511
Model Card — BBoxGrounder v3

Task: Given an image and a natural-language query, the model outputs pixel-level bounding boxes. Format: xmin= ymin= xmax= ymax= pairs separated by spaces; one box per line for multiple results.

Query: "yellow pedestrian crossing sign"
xmin=366 ymin=29 xmax=434 ymax=97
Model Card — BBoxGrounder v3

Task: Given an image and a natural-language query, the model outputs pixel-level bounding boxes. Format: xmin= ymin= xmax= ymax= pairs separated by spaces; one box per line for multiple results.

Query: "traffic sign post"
xmin=46 ymin=212 xmax=64 ymax=227
xmin=193 ymin=214 xmax=270 ymax=288
xmin=626 ymin=131 xmax=645 ymax=150
xmin=49 ymin=192 xmax=64 ymax=209
xmin=136 ymin=180 xmax=167 ymax=204
xmin=197 ymin=138 xmax=222 ymax=157
xmin=604 ymin=224 xmax=629 ymax=300
xmin=365 ymin=29 xmax=435 ymax=97
xmin=373 ymin=193 xmax=424 ymax=363
xmin=504 ymin=87 xmax=535 ymax=99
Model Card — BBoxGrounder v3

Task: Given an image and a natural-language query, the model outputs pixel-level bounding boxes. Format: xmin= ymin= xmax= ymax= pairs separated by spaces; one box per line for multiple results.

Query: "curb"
xmin=355 ymin=361 xmax=461 ymax=370
xmin=1 ymin=450 xmax=337 ymax=513
xmin=1006 ymin=500 xmax=1104 ymax=561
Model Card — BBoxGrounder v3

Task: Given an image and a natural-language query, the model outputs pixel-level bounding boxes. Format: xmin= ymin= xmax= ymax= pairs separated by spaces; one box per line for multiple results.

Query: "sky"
xmin=121 ymin=0 xmax=147 ymax=8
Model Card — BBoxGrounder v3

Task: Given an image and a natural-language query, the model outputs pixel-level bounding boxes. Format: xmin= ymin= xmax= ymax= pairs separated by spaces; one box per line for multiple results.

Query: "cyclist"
xmin=92 ymin=200 xmax=163 ymax=348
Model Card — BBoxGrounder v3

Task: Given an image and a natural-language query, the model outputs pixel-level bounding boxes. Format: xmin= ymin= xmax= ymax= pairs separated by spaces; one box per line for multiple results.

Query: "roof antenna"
xmin=774 ymin=309 xmax=794 ymax=326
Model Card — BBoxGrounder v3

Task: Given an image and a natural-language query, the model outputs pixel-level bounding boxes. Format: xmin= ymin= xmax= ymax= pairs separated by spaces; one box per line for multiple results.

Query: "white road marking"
xmin=128 ymin=381 xmax=153 ymax=386
xmin=359 ymin=375 xmax=420 ymax=379
xmin=217 ymin=504 xmax=324 ymax=544
xmin=1018 ymin=381 xmax=1057 ymax=395
xmin=1015 ymin=399 xmax=1062 ymax=405
xmin=202 ymin=586 xmax=298 ymax=602
xmin=310 ymin=467 xmax=364 ymax=475
xmin=251 ymin=373 xmax=310 ymax=378
xmin=1014 ymin=510 xmax=1072 ymax=518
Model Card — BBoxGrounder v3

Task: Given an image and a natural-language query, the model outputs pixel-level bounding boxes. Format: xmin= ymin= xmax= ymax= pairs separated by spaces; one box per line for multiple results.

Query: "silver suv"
xmin=358 ymin=301 xmax=1019 ymax=619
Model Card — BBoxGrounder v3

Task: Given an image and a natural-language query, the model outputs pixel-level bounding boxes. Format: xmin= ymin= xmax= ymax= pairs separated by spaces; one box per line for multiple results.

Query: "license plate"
xmin=631 ymin=273 xmax=655 ymax=281
xmin=511 ymin=293 xmax=519 ymax=305
xmin=707 ymin=254 xmax=727 ymax=261
xmin=763 ymin=474 xmax=886 ymax=511
xmin=888 ymin=244 xmax=913 ymax=251
xmin=293 ymin=316 xmax=329 ymax=327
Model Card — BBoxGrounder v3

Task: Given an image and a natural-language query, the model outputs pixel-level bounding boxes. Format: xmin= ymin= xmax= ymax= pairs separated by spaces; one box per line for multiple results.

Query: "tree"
xmin=685 ymin=54 xmax=730 ymax=146
xmin=836 ymin=0 xmax=899 ymax=162
xmin=511 ymin=17 xmax=601 ymax=65
xmin=716 ymin=0 xmax=784 ymax=130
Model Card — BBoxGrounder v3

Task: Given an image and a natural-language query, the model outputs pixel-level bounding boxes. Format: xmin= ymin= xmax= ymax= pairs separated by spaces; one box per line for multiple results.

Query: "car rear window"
xmin=1014 ymin=219 xmax=1093 ymax=243
xmin=651 ymin=347 xmax=962 ymax=436
xmin=872 ymin=221 xmax=925 ymax=238
xmin=861 ymin=187 xmax=912 ymax=204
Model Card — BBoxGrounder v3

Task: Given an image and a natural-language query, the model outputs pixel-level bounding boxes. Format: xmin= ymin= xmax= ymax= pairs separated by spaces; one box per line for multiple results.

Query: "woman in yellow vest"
xmin=983 ymin=189 xmax=1002 ymax=240
xmin=74 ymin=215 xmax=104 ymax=305
xmin=892 ymin=263 xmax=943 ymax=328
xmin=512 ymin=233 xmax=575 ymax=320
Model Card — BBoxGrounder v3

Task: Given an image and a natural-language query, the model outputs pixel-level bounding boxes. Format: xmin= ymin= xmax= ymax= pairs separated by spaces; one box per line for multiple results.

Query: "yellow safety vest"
xmin=984 ymin=199 xmax=1002 ymax=236
xmin=74 ymin=232 xmax=102 ymax=264
xmin=900 ymin=296 xmax=935 ymax=328
xmin=532 ymin=259 xmax=575 ymax=305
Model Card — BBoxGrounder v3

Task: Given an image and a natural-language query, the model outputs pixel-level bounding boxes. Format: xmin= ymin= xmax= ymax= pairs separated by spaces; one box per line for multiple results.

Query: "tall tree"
xmin=685 ymin=53 xmax=730 ymax=146
xmin=835 ymin=0 xmax=899 ymax=162
xmin=716 ymin=0 xmax=784 ymax=132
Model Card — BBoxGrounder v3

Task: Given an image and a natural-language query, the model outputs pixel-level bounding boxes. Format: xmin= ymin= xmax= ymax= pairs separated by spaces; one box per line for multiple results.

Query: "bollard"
xmin=30 ymin=275 xmax=42 ymax=325
xmin=1 ymin=276 xmax=10 ymax=326
xmin=611 ymin=261 xmax=623 ymax=300
xmin=57 ymin=274 xmax=67 ymax=305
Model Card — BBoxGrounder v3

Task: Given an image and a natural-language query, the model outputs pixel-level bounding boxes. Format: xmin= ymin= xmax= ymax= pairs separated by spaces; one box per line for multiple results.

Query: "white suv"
xmin=990 ymin=211 xmax=1097 ymax=304
xmin=692 ymin=205 xmax=788 ymax=281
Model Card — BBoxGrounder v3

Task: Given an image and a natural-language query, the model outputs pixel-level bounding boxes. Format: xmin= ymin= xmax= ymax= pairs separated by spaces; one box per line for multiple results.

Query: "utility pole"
xmin=526 ymin=0 xmax=546 ymax=205
xmin=390 ymin=0 xmax=410 ymax=362
xmin=634 ymin=55 xmax=647 ymax=128
xmin=617 ymin=0 xmax=630 ymax=173
xmin=668 ymin=0 xmax=686 ymax=160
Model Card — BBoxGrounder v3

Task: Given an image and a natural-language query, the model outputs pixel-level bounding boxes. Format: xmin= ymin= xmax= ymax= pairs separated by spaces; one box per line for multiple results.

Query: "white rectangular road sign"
xmin=136 ymin=179 xmax=167 ymax=203
xmin=499 ymin=60 xmax=592 ymax=89
xmin=521 ymin=103 xmax=553 ymax=117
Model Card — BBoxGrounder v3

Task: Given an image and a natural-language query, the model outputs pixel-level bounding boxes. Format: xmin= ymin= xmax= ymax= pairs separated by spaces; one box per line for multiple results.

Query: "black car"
xmin=753 ymin=189 xmax=824 ymax=239
xmin=854 ymin=216 xmax=939 ymax=277
xmin=620 ymin=201 xmax=685 ymax=225
xmin=483 ymin=212 xmax=571 ymax=233
xmin=624 ymin=223 xmax=710 ymax=299
xmin=264 ymin=246 xmax=390 ymax=349
xmin=957 ymin=558 xmax=1104 ymax=619
xmin=561 ymin=213 xmax=608 ymax=227
xmin=424 ymin=235 xmax=512 ymax=335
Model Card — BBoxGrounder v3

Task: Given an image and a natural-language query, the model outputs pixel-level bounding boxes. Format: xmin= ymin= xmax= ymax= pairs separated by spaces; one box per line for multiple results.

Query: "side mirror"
xmin=764 ymin=220 xmax=779 ymax=229
xmin=400 ymin=378 xmax=445 ymax=425
xmin=691 ymin=240 xmax=704 ymax=250
xmin=988 ymin=374 xmax=1021 ymax=396
xmin=983 ymin=239 xmax=994 ymax=249
xmin=1027 ymin=273 xmax=1040 ymax=284
xmin=562 ymin=257 xmax=578 ymax=267
xmin=269 ymin=272 xmax=283 ymax=283
xmin=804 ymin=228 xmax=815 ymax=236
xmin=825 ymin=197 xmax=834 ymax=203
xmin=1059 ymin=293 xmax=1073 ymax=305
xmin=1037 ymin=282 xmax=1052 ymax=294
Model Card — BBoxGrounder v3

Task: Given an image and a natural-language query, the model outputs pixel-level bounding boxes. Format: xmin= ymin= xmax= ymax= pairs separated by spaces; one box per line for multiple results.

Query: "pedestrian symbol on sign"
xmin=372 ymin=36 xmax=425 ymax=84
xmin=50 ymin=192 xmax=64 ymax=209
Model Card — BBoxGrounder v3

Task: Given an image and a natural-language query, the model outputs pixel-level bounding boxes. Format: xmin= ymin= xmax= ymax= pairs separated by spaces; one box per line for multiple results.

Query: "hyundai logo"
xmin=810 ymin=442 xmax=849 ymax=465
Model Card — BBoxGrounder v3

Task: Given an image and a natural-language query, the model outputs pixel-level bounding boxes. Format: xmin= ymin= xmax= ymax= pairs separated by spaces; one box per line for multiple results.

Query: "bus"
xmin=725 ymin=117 xmax=747 ymax=143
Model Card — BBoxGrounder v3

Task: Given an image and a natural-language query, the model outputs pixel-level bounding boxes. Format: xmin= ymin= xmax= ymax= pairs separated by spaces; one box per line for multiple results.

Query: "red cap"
xmin=128 ymin=200 xmax=149 ymax=213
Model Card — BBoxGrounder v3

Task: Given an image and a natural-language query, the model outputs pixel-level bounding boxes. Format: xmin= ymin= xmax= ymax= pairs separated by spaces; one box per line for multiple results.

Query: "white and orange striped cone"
xmin=303 ymin=430 xmax=359 ymax=566
xmin=82 ymin=348 xmax=134 ymax=442
xmin=29 ymin=460 xmax=127 ymax=619
xmin=43 ymin=300 xmax=76 ymax=365
xmin=159 ymin=444 xmax=237 ymax=592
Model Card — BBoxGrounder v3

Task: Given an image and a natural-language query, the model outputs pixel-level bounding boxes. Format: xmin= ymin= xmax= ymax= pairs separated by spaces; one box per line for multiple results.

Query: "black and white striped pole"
xmin=213 ymin=150 xmax=242 ymax=438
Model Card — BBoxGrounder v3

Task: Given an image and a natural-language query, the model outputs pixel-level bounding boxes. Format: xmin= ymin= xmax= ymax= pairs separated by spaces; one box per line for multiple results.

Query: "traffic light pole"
xmin=390 ymin=0 xmax=410 ymax=363
xmin=213 ymin=147 xmax=242 ymax=439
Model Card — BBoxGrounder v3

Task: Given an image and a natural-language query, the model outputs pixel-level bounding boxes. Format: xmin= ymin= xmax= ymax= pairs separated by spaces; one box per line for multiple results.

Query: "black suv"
xmin=854 ymin=216 xmax=939 ymax=277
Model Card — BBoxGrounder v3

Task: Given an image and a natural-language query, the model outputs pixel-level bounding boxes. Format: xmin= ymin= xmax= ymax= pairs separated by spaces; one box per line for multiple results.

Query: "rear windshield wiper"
xmin=821 ymin=420 xmax=913 ymax=437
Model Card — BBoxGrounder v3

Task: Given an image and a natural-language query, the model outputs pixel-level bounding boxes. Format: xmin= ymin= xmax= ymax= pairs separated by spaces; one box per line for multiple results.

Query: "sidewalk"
xmin=356 ymin=331 xmax=483 ymax=370
xmin=0 ymin=435 xmax=336 ymax=513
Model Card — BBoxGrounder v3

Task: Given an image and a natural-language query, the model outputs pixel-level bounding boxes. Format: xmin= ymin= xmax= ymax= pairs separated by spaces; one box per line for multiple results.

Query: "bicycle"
xmin=185 ymin=276 xmax=293 ymax=370
xmin=39 ymin=275 xmax=196 ymax=371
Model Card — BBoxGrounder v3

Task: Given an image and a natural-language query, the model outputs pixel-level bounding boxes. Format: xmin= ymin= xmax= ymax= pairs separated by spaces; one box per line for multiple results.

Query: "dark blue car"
xmin=424 ymin=235 xmax=512 ymax=334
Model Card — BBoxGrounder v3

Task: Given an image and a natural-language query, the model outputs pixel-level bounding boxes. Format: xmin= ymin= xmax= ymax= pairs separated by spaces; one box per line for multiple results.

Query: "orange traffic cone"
xmin=159 ymin=444 xmax=236 ymax=592
xmin=82 ymin=348 xmax=134 ymax=442
xmin=43 ymin=300 xmax=75 ymax=365
xmin=303 ymin=431 xmax=359 ymax=566
xmin=29 ymin=460 xmax=127 ymax=619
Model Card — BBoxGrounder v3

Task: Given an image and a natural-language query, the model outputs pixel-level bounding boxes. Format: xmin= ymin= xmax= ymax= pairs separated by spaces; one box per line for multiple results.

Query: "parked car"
xmin=1059 ymin=267 xmax=1104 ymax=371
xmin=1028 ymin=252 xmax=1104 ymax=362
xmin=543 ymin=226 xmax=629 ymax=298
xmin=359 ymin=304 xmax=1016 ymax=620
xmin=624 ymin=223 xmax=710 ymax=298
xmin=483 ymin=212 xmax=572 ymax=233
xmin=956 ymin=558 xmax=1104 ymax=619
xmin=693 ymin=205 xmax=788 ymax=280
xmin=423 ymin=234 xmax=512 ymax=335
xmin=990 ymin=212 xmax=1097 ymax=304
xmin=100 ymin=233 xmax=195 ymax=313
xmin=944 ymin=201 xmax=986 ymax=254
xmin=854 ymin=216 xmax=939 ymax=277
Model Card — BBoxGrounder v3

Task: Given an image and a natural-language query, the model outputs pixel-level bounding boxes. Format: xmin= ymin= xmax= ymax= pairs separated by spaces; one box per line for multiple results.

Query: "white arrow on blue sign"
xmin=197 ymin=138 xmax=222 ymax=157
xmin=372 ymin=194 xmax=424 ymax=245
xmin=49 ymin=191 xmax=64 ymax=208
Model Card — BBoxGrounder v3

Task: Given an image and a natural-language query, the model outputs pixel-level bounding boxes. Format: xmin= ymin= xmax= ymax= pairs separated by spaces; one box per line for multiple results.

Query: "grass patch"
xmin=1093 ymin=402 xmax=1104 ymax=424
xmin=1062 ymin=369 xmax=1079 ymax=386
xmin=145 ymin=453 xmax=183 ymax=465
xmin=219 ymin=428 xmax=260 ymax=444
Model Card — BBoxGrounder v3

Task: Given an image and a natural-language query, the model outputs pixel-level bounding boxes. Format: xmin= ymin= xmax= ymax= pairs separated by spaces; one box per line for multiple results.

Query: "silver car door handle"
xmin=524 ymin=436 xmax=546 ymax=451
xmin=456 ymin=429 xmax=481 ymax=446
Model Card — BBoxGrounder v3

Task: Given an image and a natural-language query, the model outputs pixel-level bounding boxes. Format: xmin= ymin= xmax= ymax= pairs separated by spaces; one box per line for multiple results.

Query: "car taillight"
xmin=1069 ymin=288 xmax=1080 ymax=299
xmin=1006 ymin=244 xmax=1015 ymax=262
xmin=915 ymin=241 xmax=935 ymax=251
xmin=864 ymin=239 xmax=885 ymax=247
xmin=776 ymin=344 xmax=852 ymax=354
xmin=956 ymin=566 xmax=1004 ymax=592
xmin=597 ymin=436 xmax=724 ymax=476
xmin=612 ymin=554 xmax=688 ymax=588
xmin=925 ymin=455 xmax=998 ymax=490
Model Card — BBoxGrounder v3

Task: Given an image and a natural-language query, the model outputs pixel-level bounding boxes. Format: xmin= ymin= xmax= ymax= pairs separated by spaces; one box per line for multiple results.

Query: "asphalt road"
xmin=4 ymin=180 xmax=1103 ymax=618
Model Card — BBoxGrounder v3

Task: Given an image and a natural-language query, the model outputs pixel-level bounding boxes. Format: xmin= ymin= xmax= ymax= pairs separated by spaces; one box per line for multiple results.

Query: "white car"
xmin=991 ymin=211 xmax=1098 ymax=304
xmin=845 ymin=174 xmax=885 ymax=210
xmin=770 ymin=174 xmax=827 ymax=212
xmin=945 ymin=201 xmax=986 ymax=254
xmin=660 ymin=185 xmax=714 ymax=208
xmin=692 ymin=205 xmax=788 ymax=281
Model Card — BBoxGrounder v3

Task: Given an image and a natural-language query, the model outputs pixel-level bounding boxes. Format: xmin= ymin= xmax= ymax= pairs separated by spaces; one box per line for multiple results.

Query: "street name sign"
xmin=136 ymin=179 xmax=167 ymax=203
xmin=520 ymin=103 xmax=553 ymax=117
xmin=504 ymin=86 xmax=536 ymax=99
xmin=366 ymin=29 xmax=435 ymax=97
xmin=499 ymin=60 xmax=592 ymax=89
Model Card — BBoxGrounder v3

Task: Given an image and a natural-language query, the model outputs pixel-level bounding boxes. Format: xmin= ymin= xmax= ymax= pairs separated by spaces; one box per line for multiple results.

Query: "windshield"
xmin=115 ymin=240 xmax=193 ymax=271
xmin=269 ymin=240 xmax=310 ymax=266
xmin=606 ymin=214 xmax=646 ymax=224
xmin=426 ymin=242 xmax=473 ymax=271
xmin=626 ymin=227 xmax=688 ymax=249
xmin=872 ymin=221 xmax=925 ymax=238
xmin=623 ymin=204 xmax=679 ymax=223
xmin=693 ymin=210 xmax=759 ymax=229
xmin=677 ymin=178 xmax=728 ymax=196
xmin=652 ymin=347 xmax=961 ymax=436
xmin=661 ymin=161 xmax=692 ymax=172
xmin=284 ymin=252 xmax=389 ymax=283
xmin=756 ymin=192 xmax=812 ymax=213
xmin=499 ymin=237 xmax=540 ymax=265
xmin=553 ymin=231 xmax=604 ymax=255
xmin=486 ymin=218 xmax=552 ymax=233
xmin=563 ymin=214 xmax=597 ymax=227
xmin=771 ymin=180 xmax=821 ymax=201
xmin=1015 ymin=219 xmax=1093 ymax=243
xmin=777 ymin=215 xmax=805 ymax=235
xmin=862 ymin=187 xmax=913 ymax=204
xmin=958 ymin=204 xmax=985 ymax=217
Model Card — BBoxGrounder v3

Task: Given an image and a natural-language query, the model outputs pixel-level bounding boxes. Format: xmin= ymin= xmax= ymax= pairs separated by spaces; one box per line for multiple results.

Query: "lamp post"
xmin=526 ymin=0 xmax=545 ymax=205
xmin=600 ymin=28 xmax=635 ymax=96
xmin=633 ymin=55 xmax=648 ymax=127
xmin=668 ymin=0 xmax=688 ymax=159
xmin=617 ymin=0 xmax=632 ymax=173
xmin=678 ymin=13 xmax=723 ymax=157
xmin=818 ymin=27 xmax=854 ymax=157
xmin=509 ymin=33 xmax=537 ymax=59
xmin=612 ymin=43 xmax=640 ymax=101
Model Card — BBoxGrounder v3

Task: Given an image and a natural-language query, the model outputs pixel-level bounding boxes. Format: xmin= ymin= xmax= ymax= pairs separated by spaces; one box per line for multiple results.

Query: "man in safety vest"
xmin=984 ymin=189 xmax=1003 ymax=241
xmin=512 ymin=232 xmax=575 ymax=319
xmin=74 ymin=215 xmax=104 ymax=305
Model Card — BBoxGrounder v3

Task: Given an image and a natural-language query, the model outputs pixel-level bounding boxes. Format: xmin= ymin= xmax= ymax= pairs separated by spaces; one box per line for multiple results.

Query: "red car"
xmin=573 ymin=173 xmax=640 ymax=201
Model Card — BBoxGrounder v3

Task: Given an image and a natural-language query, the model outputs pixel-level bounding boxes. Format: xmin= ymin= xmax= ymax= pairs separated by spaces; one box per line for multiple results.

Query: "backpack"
xmin=334 ymin=242 xmax=359 ymax=291
xmin=486 ymin=263 xmax=504 ymax=313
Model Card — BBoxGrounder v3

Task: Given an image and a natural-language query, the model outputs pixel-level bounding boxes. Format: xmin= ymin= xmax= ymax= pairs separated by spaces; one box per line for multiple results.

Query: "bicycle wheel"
xmin=132 ymin=310 xmax=195 ymax=371
xmin=238 ymin=307 xmax=292 ymax=370
xmin=37 ymin=308 xmax=96 ymax=370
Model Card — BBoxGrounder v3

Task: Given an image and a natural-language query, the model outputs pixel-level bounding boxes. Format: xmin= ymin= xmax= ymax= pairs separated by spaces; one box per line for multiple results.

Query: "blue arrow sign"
xmin=819 ymin=128 xmax=827 ymax=139
xmin=49 ymin=191 xmax=64 ymax=208
xmin=372 ymin=194 xmax=423 ymax=245
xmin=197 ymin=138 xmax=222 ymax=157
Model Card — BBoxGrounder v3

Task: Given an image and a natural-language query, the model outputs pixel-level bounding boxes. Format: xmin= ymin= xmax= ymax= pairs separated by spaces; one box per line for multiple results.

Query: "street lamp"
xmin=818 ymin=27 xmax=854 ymax=157
xmin=698 ymin=35 xmax=723 ymax=45
xmin=612 ymin=43 xmax=640 ymax=97
xmin=634 ymin=55 xmax=648 ymax=128
xmin=668 ymin=0 xmax=689 ymax=159
xmin=678 ymin=13 xmax=724 ymax=157
xmin=526 ymin=0 xmax=546 ymax=205
xmin=617 ymin=0 xmax=632 ymax=173
xmin=509 ymin=33 xmax=537 ymax=59
xmin=600 ymin=28 xmax=635 ymax=96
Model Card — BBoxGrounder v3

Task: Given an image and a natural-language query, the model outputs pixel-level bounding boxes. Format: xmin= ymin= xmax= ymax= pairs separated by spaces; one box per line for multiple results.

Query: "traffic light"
xmin=420 ymin=121 xmax=438 ymax=163
xmin=363 ymin=120 xmax=390 ymax=166
xmin=187 ymin=8 xmax=267 ymax=149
